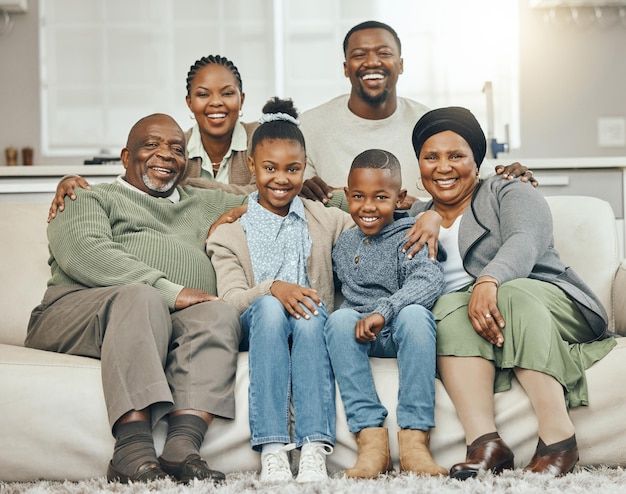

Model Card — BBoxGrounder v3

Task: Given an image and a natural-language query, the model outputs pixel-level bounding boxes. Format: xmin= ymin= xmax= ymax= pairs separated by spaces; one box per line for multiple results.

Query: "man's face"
xmin=343 ymin=28 xmax=403 ymax=106
xmin=121 ymin=115 xmax=187 ymax=197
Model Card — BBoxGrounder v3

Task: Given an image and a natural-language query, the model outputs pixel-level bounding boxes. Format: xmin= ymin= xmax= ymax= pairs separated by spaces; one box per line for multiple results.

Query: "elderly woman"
xmin=409 ymin=107 xmax=616 ymax=479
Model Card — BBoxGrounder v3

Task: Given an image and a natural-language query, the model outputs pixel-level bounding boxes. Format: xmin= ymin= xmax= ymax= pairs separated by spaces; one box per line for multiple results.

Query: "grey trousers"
xmin=25 ymin=284 xmax=241 ymax=429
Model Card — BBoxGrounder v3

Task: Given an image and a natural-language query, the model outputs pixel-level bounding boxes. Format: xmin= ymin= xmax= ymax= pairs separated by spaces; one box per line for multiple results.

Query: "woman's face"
xmin=248 ymin=139 xmax=306 ymax=217
xmin=418 ymin=130 xmax=479 ymax=208
xmin=186 ymin=64 xmax=245 ymax=141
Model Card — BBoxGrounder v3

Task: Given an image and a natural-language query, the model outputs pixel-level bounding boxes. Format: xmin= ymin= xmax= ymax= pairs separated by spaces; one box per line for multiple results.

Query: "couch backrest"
xmin=0 ymin=196 xmax=619 ymax=346
xmin=546 ymin=195 xmax=618 ymax=330
xmin=0 ymin=202 xmax=51 ymax=346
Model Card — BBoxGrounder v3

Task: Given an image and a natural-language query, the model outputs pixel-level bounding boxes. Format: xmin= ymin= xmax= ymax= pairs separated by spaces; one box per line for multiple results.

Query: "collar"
xmin=187 ymin=120 xmax=248 ymax=162
xmin=248 ymin=191 xmax=306 ymax=221
xmin=116 ymin=175 xmax=180 ymax=203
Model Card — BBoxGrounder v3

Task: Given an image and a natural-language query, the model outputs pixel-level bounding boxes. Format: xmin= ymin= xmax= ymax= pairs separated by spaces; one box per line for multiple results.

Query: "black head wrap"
xmin=412 ymin=107 xmax=487 ymax=168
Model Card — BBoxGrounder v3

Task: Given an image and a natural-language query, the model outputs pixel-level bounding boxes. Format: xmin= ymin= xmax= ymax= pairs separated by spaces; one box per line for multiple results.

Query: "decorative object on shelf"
xmin=21 ymin=147 xmax=33 ymax=166
xmin=4 ymin=147 xmax=17 ymax=166
xmin=530 ymin=0 xmax=626 ymax=28
xmin=0 ymin=0 xmax=27 ymax=37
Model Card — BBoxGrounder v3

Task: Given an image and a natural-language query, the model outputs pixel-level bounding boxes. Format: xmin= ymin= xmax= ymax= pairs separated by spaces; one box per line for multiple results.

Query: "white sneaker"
xmin=260 ymin=444 xmax=295 ymax=483
xmin=296 ymin=443 xmax=333 ymax=483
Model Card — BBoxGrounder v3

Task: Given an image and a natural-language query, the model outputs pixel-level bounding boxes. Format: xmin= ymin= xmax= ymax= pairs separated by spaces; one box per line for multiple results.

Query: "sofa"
xmin=0 ymin=195 xmax=625 ymax=481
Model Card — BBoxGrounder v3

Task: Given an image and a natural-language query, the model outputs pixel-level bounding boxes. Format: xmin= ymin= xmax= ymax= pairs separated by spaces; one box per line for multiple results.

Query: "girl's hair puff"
xmin=251 ymin=97 xmax=305 ymax=154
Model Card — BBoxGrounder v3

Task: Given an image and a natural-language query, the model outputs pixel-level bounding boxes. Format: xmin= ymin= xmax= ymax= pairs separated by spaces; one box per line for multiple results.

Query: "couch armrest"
xmin=612 ymin=260 xmax=626 ymax=336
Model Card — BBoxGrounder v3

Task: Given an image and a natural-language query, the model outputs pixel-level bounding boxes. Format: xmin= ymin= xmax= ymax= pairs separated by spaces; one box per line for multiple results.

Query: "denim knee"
xmin=393 ymin=305 xmax=436 ymax=343
xmin=246 ymin=295 xmax=289 ymax=340
xmin=324 ymin=308 xmax=360 ymax=344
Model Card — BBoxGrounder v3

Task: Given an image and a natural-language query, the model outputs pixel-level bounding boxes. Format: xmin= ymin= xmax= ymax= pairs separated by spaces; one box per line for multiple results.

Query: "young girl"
xmin=206 ymin=98 xmax=353 ymax=483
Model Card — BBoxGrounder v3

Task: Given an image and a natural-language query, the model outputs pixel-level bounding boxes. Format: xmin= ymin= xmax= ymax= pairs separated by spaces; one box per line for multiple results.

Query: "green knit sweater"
xmin=47 ymin=182 xmax=245 ymax=309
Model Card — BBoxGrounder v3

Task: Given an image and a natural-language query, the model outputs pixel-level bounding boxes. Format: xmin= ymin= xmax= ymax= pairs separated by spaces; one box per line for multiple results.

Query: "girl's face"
xmin=186 ymin=64 xmax=245 ymax=141
xmin=418 ymin=130 xmax=478 ymax=208
xmin=248 ymin=139 xmax=306 ymax=217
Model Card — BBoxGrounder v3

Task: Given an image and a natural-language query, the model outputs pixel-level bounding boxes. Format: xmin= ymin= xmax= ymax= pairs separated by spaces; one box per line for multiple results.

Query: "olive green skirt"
xmin=433 ymin=278 xmax=616 ymax=408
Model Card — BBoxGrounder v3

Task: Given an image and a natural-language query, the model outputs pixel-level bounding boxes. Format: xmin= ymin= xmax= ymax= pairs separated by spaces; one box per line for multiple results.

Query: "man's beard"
xmin=142 ymin=172 xmax=178 ymax=194
xmin=357 ymin=85 xmax=390 ymax=106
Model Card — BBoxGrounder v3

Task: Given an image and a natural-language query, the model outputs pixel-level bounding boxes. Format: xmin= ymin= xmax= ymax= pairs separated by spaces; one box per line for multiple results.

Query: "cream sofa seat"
xmin=0 ymin=197 xmax=625 ymax=481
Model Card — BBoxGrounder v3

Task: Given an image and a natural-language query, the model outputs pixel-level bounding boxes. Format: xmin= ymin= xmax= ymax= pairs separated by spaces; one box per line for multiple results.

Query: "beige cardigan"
xmin=206 ymin=199 xmax=354 ymax=314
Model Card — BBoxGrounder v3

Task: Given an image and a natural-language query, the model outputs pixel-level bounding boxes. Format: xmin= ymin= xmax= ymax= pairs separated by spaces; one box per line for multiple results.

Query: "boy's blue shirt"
xmin=332 ymin=216 xmax=445 ymax=341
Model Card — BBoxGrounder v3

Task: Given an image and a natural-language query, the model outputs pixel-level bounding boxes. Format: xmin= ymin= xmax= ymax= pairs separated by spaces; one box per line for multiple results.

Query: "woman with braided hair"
xmin=183 ymin=54 xmax=257 ymax=194
xmin=48 ymin=55 xmax=256 ymax=220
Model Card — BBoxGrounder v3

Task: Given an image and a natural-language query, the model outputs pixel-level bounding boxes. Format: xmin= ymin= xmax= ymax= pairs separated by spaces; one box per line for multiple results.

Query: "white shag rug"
xmin=2 ymin=467 xmax=626 ymax=494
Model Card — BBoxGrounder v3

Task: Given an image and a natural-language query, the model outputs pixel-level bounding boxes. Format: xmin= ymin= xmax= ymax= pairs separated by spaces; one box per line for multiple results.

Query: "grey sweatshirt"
xmin=332 ymin=217 xmax=445 ymax=330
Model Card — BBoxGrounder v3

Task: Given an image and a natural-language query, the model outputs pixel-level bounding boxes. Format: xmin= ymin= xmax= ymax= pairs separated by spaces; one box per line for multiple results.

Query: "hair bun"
xmin=261 ymin=97 xmax=298 ymax=120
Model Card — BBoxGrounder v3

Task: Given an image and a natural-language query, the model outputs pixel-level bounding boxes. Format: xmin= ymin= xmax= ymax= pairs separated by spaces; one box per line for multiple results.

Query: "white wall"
xmin=0 ymin=0 xmax=625 ymax=165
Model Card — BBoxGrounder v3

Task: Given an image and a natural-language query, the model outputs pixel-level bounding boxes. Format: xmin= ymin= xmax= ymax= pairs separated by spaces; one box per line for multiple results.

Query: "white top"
xmin=186 ymin=120 xmax=248 ymax=183
xmin=299 ymin=94 xmax=430 ymax=197
xmin=438 ymin=215 xmax=473 ymax=294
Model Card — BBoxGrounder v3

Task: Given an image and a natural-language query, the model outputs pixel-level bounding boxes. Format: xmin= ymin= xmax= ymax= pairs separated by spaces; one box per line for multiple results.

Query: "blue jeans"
xmin=324 ymin=305 xmax=437 ymax=433
xmin=240 ymin=295 xmax=335 ymax=450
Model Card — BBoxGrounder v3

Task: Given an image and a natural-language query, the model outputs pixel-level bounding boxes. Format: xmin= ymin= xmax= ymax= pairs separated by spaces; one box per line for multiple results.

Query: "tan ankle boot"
xmin=398 ymin=429 xmax=447 ymax=476
xmin=345 ymin=427 xmax=392 ymax=479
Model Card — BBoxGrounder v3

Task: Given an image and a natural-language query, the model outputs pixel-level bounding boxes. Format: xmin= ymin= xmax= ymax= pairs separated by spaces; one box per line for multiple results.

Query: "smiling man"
xmin=300 ymin=21 xmax=428 ymax=203
xmin=25 ymin=114 xmax=246 ymax=484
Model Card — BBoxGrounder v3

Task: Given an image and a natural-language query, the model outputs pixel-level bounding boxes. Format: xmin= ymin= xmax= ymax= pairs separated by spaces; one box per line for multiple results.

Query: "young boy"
xmin=324 ymin=149 xmax=446 ymax=478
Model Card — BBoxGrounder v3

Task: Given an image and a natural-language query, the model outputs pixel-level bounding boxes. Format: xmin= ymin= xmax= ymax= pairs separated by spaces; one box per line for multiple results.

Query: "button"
xmin=354 ymin=255 xmax=360 ymax=264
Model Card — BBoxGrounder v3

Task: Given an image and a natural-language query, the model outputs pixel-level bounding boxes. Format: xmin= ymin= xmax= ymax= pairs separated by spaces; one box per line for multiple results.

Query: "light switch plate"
xmin=598 ymin=117 xmax=626 ymax=147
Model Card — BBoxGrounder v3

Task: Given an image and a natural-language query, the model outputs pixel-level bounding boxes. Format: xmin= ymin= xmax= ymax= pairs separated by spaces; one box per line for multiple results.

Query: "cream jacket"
xmin=206 ymin=199 xmax=353 ymax=314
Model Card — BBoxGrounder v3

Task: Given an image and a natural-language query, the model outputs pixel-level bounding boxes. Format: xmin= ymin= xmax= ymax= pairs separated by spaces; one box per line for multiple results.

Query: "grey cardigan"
xmin=409 ymin=175 xmax=609 ymax=339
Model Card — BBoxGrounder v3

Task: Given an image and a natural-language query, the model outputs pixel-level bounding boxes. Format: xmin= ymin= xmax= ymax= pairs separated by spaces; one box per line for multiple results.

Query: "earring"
xmin=189 ymin=114 xmax=195 ymax=120
xmin=239 ymin=110 xmax=244 ymax=118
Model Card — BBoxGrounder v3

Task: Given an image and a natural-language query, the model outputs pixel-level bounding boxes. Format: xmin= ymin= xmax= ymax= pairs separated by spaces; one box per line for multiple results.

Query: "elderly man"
xmin=300 ymin=20 xmax=532 ymax=205
xmin=25 ymin=114 xmax=245 ymax=483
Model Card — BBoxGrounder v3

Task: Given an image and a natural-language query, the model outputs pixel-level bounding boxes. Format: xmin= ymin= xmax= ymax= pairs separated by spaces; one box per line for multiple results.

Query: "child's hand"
xmin=402 ymin=210 xmax=442 ymax=260
xmin=270 ymin=281 xmax=322 ymax=320
xmin=355 ymin=313 xmax=385 ymax=343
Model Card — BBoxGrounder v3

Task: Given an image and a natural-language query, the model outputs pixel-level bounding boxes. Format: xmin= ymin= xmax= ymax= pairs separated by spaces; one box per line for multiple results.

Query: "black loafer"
xmin=159 ymin=454 xmax=226 ymax=483
xmin=107 ymin=460 xmax=168 ymax=483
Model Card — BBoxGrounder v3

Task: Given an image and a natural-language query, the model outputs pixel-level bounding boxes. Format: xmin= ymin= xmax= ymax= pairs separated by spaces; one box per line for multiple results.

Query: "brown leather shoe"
xmin=450 ymin=432 xmax=514 ymax=480
xmin=523 ymin=435 xmax=578 ymax=476
xmin=107 ymin=460 xmax=168 ymax=483
xmin=159 ymin=454 xmax=226 ymax=483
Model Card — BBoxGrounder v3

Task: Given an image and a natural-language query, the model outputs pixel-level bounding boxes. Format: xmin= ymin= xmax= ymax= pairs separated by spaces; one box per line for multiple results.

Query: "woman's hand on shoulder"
xmin=207 ymin=204 xmax=248 ymax=237
xmin=270 ymin=280 xmax=321 ymax=320
xmin=468 ymin=277 xmax=505 ymax=347
xmin=403 ymin=210 xmax=442 ymax=260
xmin=48 ymin=175 xmax=91 ymax=222
xmin=495 ymin=162 xmax=538 ymax=187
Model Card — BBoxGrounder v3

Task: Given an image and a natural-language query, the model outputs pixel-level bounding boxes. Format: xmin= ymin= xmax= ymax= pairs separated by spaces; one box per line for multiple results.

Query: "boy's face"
xmin=248 ymin=138 xmax=306 ymax=217
xmin=345 ymin=167 xmax=406 ymax=236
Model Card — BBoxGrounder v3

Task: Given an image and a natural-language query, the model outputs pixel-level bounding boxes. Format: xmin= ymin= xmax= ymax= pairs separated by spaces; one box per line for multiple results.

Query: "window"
xmin=40 ymin=0 xmax=519 ymax=156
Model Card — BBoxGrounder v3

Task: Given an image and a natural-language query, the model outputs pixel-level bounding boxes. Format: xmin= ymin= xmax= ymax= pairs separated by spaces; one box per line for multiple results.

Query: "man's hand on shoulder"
xmin=175 ymin=287 xmax=217 ymax=310
xmin=207 ymin=204 xmax=248 ymax=238
xmin=300 ymin=176 xmax=334 ymax=204
xmin=495 ymin=162 xmax=538 ymax=187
